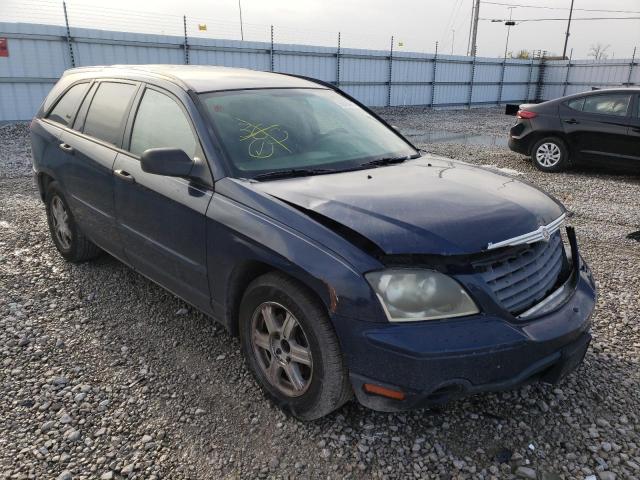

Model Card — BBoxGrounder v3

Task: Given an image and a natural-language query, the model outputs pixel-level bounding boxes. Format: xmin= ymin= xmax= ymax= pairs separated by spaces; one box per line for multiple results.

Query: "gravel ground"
xmin=1 ymin=108 xmax=639 ymax=480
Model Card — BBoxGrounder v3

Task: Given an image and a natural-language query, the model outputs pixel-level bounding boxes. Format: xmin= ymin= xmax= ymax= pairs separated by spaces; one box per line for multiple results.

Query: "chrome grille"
xmin=476 ymin=231 xmax=564 ymax=314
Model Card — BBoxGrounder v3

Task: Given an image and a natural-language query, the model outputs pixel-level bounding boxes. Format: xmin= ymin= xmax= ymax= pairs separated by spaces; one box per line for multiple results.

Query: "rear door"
xmin=60 ymin=80 xmax=139 ymax=256
xmin=560 ymin=92 xmax=633 ymax=163
xmin=34 ymin=81 xmax=91 ymax=186
xmin=113 ymin=85 xmax=213 ymax=312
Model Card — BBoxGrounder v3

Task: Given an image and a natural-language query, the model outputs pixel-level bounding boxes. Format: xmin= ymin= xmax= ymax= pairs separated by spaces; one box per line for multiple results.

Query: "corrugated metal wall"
xmin=1 ymin=22 xmax=638 ymax=121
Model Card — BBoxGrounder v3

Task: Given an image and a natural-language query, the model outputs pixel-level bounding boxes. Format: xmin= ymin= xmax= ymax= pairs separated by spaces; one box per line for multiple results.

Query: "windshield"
xmin=199 ymin=88 xmax=417 ymax=178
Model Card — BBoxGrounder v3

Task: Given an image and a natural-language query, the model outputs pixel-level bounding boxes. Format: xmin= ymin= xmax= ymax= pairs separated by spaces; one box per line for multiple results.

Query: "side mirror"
xmin=140 ymin=148 xmax=194 ymax=178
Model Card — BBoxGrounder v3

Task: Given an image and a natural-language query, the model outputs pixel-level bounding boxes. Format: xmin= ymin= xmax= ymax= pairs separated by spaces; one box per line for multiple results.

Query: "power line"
xmin=482 ymin=16 xmax=640 ymax=22
xmin=483 ymin=1 xmax=640 ymax=15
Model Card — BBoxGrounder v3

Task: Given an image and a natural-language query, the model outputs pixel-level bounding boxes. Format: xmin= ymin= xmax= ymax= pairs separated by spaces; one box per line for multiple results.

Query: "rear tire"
xmin=531 ymin=137 xmax=570 ymax=172
xmin=239 ymin=272 xmax=352 ymax=420
xmin=45 ymin=181 xmax=102 ymax=262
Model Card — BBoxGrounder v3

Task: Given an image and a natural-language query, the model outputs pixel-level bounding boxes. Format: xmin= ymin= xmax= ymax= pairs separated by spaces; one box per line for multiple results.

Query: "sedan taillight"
xmin=517 ymin=110 xmax=537 ymax=119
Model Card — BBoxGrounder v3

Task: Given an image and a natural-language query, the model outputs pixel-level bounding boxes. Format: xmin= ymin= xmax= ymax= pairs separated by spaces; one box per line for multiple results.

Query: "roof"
xmin=65 ymin=65 xmax=325 ymax=93
xmin=554 ymin=87 xmax=640 ymax=101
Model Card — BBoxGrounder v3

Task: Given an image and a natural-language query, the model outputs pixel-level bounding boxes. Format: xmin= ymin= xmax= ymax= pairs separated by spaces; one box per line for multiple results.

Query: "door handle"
xmin=59 ymin=143 xmax=74 ymax=154
xmin=564 ymin=119 xmax=579 ymax=125
xmin=632 ymin=127 xmax=640 ymax=133
xmin=114 ymin=169 xmax=135 ymax=183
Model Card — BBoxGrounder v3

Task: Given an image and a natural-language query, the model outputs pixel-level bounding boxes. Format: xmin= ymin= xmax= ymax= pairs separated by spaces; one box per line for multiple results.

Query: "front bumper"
xmin=334 ymin=264 xmax=596 ymax=412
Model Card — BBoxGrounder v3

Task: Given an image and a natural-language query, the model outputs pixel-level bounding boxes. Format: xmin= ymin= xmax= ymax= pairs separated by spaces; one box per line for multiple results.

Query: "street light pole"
xmin=466 ymin=0 xmax=475 ymax=55
xmin=562 ymin=0 xmax=574 ymax=59
xmin=451 ymin=29 xmax=455 ymax=54
xmin=238 ymin=0 xmax=244 ymax=41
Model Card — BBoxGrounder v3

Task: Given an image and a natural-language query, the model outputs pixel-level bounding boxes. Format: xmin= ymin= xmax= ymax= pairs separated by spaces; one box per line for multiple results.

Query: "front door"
xmin=113 ymin=86 xmax=213 ymax=312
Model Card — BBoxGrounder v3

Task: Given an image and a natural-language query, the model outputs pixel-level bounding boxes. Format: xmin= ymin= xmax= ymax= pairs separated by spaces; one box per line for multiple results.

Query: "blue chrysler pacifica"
xmin=30 ymin=65 xmax=596 ymax=420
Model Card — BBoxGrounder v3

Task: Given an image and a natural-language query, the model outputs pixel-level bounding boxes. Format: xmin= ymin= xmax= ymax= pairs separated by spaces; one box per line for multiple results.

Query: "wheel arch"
xmin=37 ymin=171 xmax=56 ymax=202
xmin=526 ymin=131 xmax=571 ymax=157
xmin=224 ymin=260 xmax=333 ymax=338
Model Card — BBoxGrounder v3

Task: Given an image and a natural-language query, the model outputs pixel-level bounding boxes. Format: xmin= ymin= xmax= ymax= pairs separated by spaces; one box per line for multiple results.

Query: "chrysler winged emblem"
xmin=541 ymin=226 xmax=551 ymax=242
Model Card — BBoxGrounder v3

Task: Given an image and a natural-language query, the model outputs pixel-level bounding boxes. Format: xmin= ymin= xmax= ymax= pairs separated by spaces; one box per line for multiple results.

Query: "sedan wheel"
xmin=531 ymin=137 xmax=570 ymax=172
xmin=535 ymin=142 xmax=562 ymax=167
xmin=250 ymin=302 xmax=313 ymax=397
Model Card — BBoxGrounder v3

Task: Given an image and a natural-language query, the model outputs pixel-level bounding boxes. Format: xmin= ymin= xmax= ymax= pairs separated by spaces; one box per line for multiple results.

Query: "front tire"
xmin=239 ymin=272 xmax=352 ymax=420
xmin=531 ymin=137 xmax=570 ymax=172
xmin=45 ymin=181 xmax=102 ymax=262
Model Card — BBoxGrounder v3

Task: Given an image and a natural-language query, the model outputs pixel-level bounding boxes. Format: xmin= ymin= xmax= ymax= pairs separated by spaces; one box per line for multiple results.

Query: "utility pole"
xmin=470 ymin=0 xmax=480 ymax=57
xmin=562 ymin=0 xmax=574 ymax=59
xmin=238 ymin=0 xmax=244 ymax=41
xmin=503 ymin=7 xmax=514 ymax=59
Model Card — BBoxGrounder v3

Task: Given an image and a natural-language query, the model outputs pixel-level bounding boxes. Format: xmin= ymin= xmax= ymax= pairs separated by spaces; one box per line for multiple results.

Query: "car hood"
xmin=251 ymin=156 xmax=565 ymax=256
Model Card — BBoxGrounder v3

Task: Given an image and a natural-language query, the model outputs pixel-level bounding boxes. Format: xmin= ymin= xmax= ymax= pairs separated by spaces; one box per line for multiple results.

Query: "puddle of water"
xmin=627 ymin=231 xmax=640 ymax=242
xmin=403 ymin=129 xmax=508 ymax=147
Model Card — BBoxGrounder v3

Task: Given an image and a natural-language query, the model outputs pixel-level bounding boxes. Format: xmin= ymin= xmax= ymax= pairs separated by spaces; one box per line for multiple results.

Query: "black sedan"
xmin=509 ymin=88 xmax=640 ymax=172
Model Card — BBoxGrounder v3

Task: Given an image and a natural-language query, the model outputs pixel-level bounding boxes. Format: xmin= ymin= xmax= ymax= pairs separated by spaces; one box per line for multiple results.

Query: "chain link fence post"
xmin=526 ymin=59 xmax=535 ymax=102
xmin=336 ymin=32 xmax=341 ymax=87
xmin=183 ymin=15 xmax=189 ymax=65
xmin=387 ymin=36 xmax=394 ymax=107
xmin=430 ymin=42 xmax=438 ymax=108
xmin=627 ymin=47 xmax=637 ymax=86
xmin=498 ymin=54 xmax=507 ymax=106
xmin=468 ymin=54 xmax=477 ymax=109
xmin=270 ymin=25 xmax=274 ymax=72
xmin=562 ymin=48 xmax=573 ymax=96
xmin=62 ymin=1 xmax=75 ymax=68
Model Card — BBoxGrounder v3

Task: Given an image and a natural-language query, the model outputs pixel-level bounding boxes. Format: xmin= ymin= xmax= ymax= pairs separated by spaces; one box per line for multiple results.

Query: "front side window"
xmin=47 ymin=83 xmax=90 ymax=127
xmin=129 ymin=89 xmax=200 ymax=159
xmin=582 ymin=94 xmax=631 ymax=117
xmin=199 ymin=88 xmax=416 ymax=178
xmin=83 ymin=82 xmax=137 ymax=146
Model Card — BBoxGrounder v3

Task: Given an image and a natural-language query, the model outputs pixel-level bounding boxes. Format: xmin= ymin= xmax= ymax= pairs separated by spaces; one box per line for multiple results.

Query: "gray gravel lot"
xmin=1 ymin=108 xmax=639 ymax=479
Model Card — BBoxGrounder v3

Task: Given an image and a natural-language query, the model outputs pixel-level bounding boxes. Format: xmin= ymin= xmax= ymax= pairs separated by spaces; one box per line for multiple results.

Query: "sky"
xmin=5 ymin=0 xmax=640 ymax=58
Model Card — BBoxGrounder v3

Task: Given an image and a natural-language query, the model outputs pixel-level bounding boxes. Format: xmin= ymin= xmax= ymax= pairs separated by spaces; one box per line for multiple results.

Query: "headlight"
xmin=365 ymin=269 xmax=479 ymax=322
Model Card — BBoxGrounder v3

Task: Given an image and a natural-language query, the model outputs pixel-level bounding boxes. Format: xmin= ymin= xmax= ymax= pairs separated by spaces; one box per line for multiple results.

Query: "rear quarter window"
xmin=46 ymin=83 xmax=90 ymax=127
xmin=83 ymin=82 xmax=137 ymax=146
xmin=565 ymin=97 xmax=585 ymax=112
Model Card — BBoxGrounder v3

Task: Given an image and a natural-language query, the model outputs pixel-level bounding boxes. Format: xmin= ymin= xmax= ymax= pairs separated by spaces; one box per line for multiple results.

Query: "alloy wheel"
xmin=535 ymin=142 xmax=562 ymax=167
xmin=250 ymin=301 xmax=313 ymax=397
xmin=51 ymin=195 xmax=72 ymax=250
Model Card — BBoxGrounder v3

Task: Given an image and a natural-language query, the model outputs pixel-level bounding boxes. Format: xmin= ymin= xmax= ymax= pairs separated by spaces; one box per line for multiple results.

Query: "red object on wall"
xmin=0 ymin=38 xmax=8 ymax=57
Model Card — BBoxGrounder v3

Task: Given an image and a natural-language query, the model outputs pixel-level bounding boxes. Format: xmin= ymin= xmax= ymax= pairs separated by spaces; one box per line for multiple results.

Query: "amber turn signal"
xmin=363 ymin=383 xmax=406 ymax=401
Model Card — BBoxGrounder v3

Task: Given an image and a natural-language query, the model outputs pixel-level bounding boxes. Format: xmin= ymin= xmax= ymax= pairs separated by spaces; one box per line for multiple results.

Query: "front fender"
xmin=205 ymin=187 xmax=388 ymax=331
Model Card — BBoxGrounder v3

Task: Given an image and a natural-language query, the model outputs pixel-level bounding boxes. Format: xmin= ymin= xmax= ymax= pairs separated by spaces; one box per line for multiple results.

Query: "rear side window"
xmin=47 ymin=83 xmax=90 ymax=127
xmin=582 ymin=94 xmax=631 ymax=117
xmin=83 ymin=82 xmax=137 ymax=146
xmin=129 ymin=89 xmax=200 ymax=158
xmin=566 ymin=97 xmax=585 ymax=112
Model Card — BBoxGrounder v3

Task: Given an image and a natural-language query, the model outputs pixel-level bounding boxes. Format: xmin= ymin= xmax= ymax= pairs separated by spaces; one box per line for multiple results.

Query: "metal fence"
xmin=0 ymin=19 xmax=638 ymax=122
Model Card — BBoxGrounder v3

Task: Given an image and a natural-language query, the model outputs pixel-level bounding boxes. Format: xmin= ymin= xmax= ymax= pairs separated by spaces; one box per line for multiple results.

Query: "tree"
xmin=509 ymin=49 xmax=530 ymax=59
xmin=588 ymin=43 xmax=611 ymax=61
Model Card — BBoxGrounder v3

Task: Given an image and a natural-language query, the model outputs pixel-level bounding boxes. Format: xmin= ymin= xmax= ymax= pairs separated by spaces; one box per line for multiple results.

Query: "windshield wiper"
xmin=252 ymin=168 xmax=336 ymax=181
xmin=360 ymin=153 xmax=421 ymax=168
